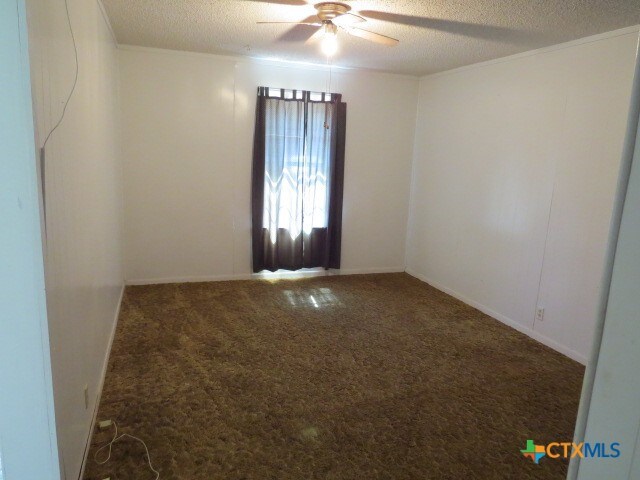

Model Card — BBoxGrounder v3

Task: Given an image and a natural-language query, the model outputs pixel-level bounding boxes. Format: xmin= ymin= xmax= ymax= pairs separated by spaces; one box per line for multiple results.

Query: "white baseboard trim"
xmin=125 ymin=267 xmax=406 ymax=286
xmin=405 ymin=269 xmax=588 ymax=365
xmin=77 ymin=283 xmax=125 ymax=480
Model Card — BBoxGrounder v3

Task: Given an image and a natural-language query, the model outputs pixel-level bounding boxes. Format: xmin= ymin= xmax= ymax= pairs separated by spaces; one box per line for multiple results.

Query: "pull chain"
xmin=324 ymin=55 xmax=333 ymax=130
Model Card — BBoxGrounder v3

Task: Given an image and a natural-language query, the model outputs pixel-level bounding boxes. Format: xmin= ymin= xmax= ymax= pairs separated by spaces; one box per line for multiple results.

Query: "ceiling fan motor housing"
xmin=315 ymin=2 xmax=351 ymax=22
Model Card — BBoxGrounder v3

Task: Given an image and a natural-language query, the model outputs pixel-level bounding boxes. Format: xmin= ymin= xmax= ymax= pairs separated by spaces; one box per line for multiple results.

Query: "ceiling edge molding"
xmin=422 ymin=24 xmax=640 ymax=80
xmin=116 ymin=44 xmax=422 ymax=79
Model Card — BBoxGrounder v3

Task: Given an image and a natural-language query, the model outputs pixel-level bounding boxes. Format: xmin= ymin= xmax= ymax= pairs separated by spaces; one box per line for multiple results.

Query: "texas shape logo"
xmin=521 ymin=439 xmax=546 ymax=464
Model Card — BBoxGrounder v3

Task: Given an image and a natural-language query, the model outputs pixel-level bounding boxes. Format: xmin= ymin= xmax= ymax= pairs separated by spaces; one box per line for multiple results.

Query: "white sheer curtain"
xmin=263 ymin=93 xmax=333 ymax=244
xmin=252 ymin=87 xmax=346 ymax=273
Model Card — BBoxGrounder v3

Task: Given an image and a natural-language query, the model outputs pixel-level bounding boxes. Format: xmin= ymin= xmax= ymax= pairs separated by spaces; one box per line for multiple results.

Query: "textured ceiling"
xmin=101 ymin=0 xmax=640 ymax=76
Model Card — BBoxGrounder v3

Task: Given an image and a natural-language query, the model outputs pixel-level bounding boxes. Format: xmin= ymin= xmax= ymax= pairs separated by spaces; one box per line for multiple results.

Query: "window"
xmin=263 ymin=90 xmax=332 ymax=242
xmin=251 ymin=87 xmax=346 ymax=272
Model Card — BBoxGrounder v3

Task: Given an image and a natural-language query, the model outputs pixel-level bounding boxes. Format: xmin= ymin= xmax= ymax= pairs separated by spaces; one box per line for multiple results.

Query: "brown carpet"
xmin=83 ymin=273 xmax=584 ymax=480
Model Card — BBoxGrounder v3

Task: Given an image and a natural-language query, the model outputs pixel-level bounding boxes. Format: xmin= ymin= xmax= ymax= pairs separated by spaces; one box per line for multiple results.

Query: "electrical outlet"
xmin=83 ymin=384 xmax=89 ymax=409
xmin=535 ymin=307 xmax=545 ymax=322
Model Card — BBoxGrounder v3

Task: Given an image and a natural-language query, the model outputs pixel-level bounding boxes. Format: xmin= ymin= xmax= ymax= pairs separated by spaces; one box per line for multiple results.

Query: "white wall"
xmin=119 ymin=47 xmax=418 ymax=283
xmin=27 ymin=0 xmax=124 ymax=478
xmin=0 ymin=1 xmax=60 ymax=478
xmin=406 ymin=28 xmax=639 ymax=363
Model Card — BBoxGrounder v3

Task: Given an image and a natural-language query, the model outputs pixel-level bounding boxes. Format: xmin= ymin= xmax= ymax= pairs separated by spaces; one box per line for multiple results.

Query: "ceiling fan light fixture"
xmin=321 ymin=23 xmax=339 ymax=57
xmin=257 ymin=2 xmax=399 ymax=54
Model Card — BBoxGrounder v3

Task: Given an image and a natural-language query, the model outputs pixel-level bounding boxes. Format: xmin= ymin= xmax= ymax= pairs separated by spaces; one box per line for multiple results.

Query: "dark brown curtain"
xmin=251 ymin=87 xmax=346 ymax=273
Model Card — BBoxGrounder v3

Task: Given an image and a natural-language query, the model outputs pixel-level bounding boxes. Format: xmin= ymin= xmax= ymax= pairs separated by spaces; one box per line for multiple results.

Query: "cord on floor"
xmin=94 ymin=421 xmax=160 ymax=479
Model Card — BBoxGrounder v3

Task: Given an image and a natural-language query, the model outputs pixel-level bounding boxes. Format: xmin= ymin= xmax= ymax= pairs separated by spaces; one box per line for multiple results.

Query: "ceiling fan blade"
xmin=341 ymin=26 xmax=399 ymax=46
xmin=332 ymin=12 xmax=366 ymax=27
xmin=279 ymin=24 xmax=322 ymax=42
xmin=358 ymin=10 xmax=538 ymax=44
xmin=258 ymin=21 xmax=322 ymax=26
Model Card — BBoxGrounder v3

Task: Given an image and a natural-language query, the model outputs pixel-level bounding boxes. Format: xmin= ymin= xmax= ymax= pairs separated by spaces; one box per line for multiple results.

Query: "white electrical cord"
xmin=41 ymin=0 xmax=79 ymax=152
xmin=94 ymin=421 xmax=160 ymax=479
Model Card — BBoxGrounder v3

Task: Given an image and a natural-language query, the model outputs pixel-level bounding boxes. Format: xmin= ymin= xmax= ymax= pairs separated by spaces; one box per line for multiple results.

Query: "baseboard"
xmin=76 ymin=283 xmax=125 ymax=480
xmin=125 ymin=267 xmax=406 ymax=286
xmin=405 ymin=269 xmax=588 ymax=365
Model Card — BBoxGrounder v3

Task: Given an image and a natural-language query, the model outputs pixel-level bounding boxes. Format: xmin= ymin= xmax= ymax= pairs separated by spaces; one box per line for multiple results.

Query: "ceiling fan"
xmin=252 ymin=0 xmax=540 ymax=55
xmin=257 ymin=2 xmax=399 ymax=56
